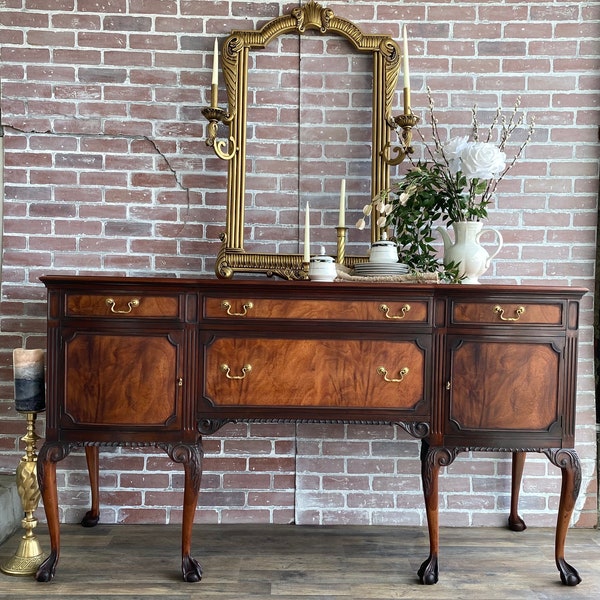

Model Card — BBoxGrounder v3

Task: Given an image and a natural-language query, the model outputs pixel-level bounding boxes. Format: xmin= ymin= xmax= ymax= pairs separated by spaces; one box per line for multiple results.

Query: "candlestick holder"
xmin=1 ymin=412 xmax=46 ymax=576
xmin=301 ymin=260 xmax=310 ymax=280
xmin=201 ymin=105 xmax=235 ymax=160
xmin=336 ymin=226 xmax=348 ymax=266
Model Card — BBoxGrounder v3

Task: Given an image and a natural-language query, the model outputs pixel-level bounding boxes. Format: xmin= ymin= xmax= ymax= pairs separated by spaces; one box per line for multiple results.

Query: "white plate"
xmin=354 ymin=263 xmax=409 ymax=275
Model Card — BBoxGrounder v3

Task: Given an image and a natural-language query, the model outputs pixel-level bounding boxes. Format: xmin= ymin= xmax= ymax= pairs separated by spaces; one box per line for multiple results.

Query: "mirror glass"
xmin=244 ymin=33 xmax=373 ymax=259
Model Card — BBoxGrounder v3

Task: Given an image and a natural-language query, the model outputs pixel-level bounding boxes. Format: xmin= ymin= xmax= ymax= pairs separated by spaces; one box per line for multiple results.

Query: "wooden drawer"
xmin=66 ymin=293 xmax=180 ymax=318
xmin=203 ymin=337 xmax=426 ymax=410
xmin=451 ymin=301 xmax=563 ymax=326
xmin=203 ymin=297 xmax=429 ymax=323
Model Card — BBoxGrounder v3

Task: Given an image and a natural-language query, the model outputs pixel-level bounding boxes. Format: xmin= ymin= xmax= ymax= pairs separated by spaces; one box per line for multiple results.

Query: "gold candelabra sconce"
xmin=1 ymin=412 xmax=47 ymax=576
xmin=382 ymin=111 xmax=421 ymax=167
xmin=200 ymin=105 xmax=236 ymax=161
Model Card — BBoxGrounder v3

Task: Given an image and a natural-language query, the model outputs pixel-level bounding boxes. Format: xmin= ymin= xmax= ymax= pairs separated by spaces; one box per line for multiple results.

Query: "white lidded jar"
xmin=309 ymin=246 xmax=337 ymax=281
xmin=369 ymin=232 xmax=398 ymax=264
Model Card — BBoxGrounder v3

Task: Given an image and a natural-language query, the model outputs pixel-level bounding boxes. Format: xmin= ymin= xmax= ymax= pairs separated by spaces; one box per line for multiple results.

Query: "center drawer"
xmin=202 ymin=336 xmax=427 ymax=410
xmin=203 ymin=297 xmax=429 ymax=323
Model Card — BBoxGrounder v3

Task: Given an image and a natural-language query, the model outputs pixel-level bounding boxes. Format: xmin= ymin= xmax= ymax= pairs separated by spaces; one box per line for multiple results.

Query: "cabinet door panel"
xmin=448 ymin=339 xmax=561 ymax=432
xmin=62 ymin=332 xmax=181 ymax=428
xmin=204 ymin=338 xmax=426 ymax=410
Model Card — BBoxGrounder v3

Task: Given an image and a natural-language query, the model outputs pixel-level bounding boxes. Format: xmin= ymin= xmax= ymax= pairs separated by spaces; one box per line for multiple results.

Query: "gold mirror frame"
xmin=203 ymin=1 xmax=415 ymax=280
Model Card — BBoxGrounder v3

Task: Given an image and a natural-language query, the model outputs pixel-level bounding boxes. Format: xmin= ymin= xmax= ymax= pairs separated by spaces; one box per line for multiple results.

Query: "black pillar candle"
xmin=13 ymin=349 xmax=45 ymax=413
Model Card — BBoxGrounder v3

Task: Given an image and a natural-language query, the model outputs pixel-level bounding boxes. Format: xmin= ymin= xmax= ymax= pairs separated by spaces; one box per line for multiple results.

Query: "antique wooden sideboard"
xmin=35 ymin=276 xmax=586 ymax=586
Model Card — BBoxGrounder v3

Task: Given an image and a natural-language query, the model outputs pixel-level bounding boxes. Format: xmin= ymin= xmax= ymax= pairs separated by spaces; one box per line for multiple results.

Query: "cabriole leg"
xmin=508 ymin=451 xmax=527 ymax=531
xmin=81 ymin=446 xmax=100 ymax=527
xmin=164 ymin=442 xmax=204 ymax=583
xmin=543 ymin=448 xmax=582 ymax=586
xmin=418 ymin=443 xmax=459 ymax=585
xmin=35 ymin=442 xmax=72 ymax=582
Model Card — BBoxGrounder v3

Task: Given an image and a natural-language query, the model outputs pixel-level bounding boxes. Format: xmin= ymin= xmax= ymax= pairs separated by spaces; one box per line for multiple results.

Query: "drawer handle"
xmin=377 ymin=366 xmax=409 ymax=383
xmin=221 ymin=363 xmax=252 ymax=380
xmin=221 ymin=300 xmax=254 ymax=317
xmin=379 ymin=303 xmax=411 ymax=320
xmin=493 ymin=305 xmax=525 ymax=322
xmin=105 ymin=297 xmax=140 ymax=314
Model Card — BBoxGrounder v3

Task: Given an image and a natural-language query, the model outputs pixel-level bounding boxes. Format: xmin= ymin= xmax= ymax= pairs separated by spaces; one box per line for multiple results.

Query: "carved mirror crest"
xmin=203 ymin=1 xmax=412 ymax=280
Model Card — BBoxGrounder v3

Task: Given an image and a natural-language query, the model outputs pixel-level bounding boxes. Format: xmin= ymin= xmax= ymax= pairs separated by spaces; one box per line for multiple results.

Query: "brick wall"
xmin=0 ymin=1 xmax=598 ymax=529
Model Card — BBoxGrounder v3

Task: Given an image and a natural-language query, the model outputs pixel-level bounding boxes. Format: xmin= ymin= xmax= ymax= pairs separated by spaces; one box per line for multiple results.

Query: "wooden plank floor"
xmin=1 ymin=524 xmax=599 ymax=599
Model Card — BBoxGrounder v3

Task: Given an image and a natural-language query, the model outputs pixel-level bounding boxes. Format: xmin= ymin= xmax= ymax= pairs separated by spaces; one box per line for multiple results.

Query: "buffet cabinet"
xmin=35 ymin=276 xmax=586 ymax=587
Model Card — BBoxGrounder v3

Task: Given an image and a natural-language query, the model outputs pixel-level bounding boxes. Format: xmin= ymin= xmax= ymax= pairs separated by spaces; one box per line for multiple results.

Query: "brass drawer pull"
xmin=105 ymin=297 xmax=140 ymax=314
xmin=493 ymin=305 xmax=525 ymax=322
xmin=221 ymin=363 xmax=252 ymax=380
xmin=379 ymin=303 xmax=411 ymax=320
xmin=221 ymin=300 xmax=254 ymax=317
xmin=377 ymin=366 xmax=409 ymax=383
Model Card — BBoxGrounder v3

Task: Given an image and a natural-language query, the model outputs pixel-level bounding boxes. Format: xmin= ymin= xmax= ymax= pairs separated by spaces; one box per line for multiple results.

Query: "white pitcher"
xmin=437 ymin=221 xmax=503 ymax=284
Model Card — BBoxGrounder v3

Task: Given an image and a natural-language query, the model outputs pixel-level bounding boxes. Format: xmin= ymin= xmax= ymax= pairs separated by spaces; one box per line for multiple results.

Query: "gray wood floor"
xmin=0 ymin=524 xmax=599 ymax=599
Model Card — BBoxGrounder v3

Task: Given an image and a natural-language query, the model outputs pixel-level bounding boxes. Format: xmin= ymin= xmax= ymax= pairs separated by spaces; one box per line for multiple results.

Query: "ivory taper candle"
xmin=403 ymin=25 xmax=411 ymax=115
xmin=303 ymin=201 xmax=310 ymax=263
xmin=211 ymin=38 xmax=219 ymax=108
xmin=338 ymin=179 xmax=346 ymax=228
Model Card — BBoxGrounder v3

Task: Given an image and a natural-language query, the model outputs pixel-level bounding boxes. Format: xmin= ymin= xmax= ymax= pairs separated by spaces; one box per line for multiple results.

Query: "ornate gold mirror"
xmin=203 ymin=1 xmax=416 ymax=279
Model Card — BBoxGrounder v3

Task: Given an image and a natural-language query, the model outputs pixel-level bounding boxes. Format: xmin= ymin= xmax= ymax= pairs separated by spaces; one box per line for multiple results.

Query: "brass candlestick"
xmin=336 ymin=226 xmax=348 ymax=266
xmin=1 ymin=412 xmax=46 ymax=576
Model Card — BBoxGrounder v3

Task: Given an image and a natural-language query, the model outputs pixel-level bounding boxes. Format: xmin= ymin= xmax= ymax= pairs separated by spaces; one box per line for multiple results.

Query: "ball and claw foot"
xmin=417 ymin=554 xmax=438 ymax=585
xmin=81 ymin=510 xmax=100 ymax=528
xmin=182 ymin=555 xmax=203 ymax=583
xmin=35 ymin=551 xmax=58 ymax=582
xmin=557 ymin=559 xmax=581 ymax=586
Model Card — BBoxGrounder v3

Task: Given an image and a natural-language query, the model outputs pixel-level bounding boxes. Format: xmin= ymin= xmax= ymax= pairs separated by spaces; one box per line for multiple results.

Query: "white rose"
xmin=460 ymin=142 xmax=506 ymax=180
xmin=442 ymin=136 xmax=469 ymax=174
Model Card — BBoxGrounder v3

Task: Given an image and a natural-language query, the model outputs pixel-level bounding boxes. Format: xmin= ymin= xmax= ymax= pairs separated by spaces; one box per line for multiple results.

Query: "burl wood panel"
xmin=63 ymin=333 xmax=181 ymax=426
xmin=449 ymin=341 xmax=560 ymax=431
xmin=204 ymin=337 xmax=426 ymax=409
xmin=203 ymin=297 xmax=429 ymax=322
